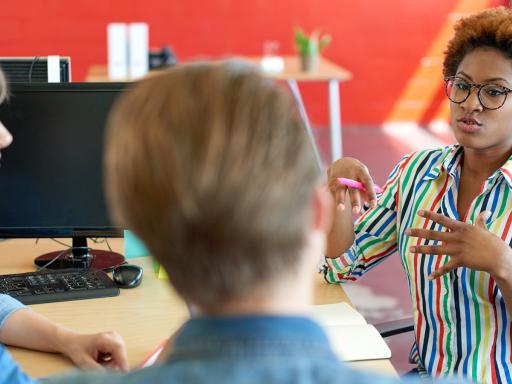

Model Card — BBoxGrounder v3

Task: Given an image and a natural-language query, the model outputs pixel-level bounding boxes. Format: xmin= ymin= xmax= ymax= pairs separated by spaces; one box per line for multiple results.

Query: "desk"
xmin=1 ymin=238 xmax=396 ymax=378
xmin=86 ymin=56 xmax=352 ymax=163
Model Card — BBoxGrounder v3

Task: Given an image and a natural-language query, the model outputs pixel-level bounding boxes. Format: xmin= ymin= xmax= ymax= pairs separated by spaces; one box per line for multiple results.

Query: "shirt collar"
xmin=421 ymin=145 xmax=463 ymax=181
xmin=170 ymin=315 xmax=331 ymax=356
xmin=498 ymin=155 xmax=512 ymax=189
xmin=420 ymin=145 xmax=512 ymax=190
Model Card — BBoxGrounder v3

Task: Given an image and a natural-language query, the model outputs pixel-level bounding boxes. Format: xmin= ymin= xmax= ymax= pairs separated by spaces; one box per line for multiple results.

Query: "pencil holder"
xmin=124 ymin=230 xmax=150 ymax=258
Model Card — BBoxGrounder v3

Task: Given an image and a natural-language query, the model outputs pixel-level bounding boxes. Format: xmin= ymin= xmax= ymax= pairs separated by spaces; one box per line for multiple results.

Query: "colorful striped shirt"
xmin=324 ymin=145 xmax=512 ymax=383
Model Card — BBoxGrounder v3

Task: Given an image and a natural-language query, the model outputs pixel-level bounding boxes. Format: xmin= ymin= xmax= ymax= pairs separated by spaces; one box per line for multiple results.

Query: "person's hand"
xmin=406 ymin=210 xmax=512 ymax=280
xmin=326 ymin=157 xmax=378 ymax=214
xmin=57 ymin=329 xmax=129 ymax=372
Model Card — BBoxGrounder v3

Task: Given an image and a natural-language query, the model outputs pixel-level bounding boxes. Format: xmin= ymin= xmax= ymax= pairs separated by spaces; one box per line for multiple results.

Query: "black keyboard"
xmin=0 ymin=268 xmax=120 ymax=304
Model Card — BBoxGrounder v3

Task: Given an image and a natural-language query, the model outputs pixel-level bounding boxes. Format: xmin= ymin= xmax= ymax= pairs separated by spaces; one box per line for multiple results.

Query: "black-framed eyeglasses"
xmin=444 ymin=76 xmax=512 ymax=110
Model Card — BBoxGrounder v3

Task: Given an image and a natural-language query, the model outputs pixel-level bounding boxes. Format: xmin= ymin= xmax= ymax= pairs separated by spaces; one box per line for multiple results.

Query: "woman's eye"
xmin=484 ymin=86 xmax=506 ymax=97
xmin=454 ymin=81 xmax=470 ymax=91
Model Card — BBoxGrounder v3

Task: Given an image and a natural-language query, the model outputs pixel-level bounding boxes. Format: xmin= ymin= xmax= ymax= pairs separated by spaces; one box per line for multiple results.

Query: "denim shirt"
xmin=45 ymin=315 xmax=454 ymax=384
xmin=0 ymin=294 xmax=36 ymax=384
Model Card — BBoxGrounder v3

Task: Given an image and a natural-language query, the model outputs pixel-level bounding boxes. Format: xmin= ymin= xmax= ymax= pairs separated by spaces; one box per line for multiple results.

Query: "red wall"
xmin=0 ymin=0 xmax=505 ymax=125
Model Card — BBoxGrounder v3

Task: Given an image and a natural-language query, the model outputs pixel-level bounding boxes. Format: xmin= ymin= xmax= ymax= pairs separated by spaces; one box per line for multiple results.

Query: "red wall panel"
xmin=0 ymin=0 xmax=503 ymax=125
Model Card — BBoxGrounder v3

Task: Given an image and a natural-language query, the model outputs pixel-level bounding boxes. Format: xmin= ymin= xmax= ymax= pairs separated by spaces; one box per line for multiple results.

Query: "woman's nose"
xmin=460 ymin=87 xmax=483 ymax=112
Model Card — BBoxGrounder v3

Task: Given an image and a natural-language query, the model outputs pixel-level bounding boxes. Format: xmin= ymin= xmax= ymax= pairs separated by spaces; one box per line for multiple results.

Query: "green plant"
xmin=294 ymin=27 xmax=331 ymax=56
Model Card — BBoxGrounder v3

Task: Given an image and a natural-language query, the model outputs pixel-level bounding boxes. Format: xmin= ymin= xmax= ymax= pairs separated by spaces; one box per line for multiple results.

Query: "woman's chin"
xmin=453 ymin=135 xmax=485 ymax=149
xmin=454 ymin=136 xmax=510 ymax=152
xmin=453 ymin=128 xmax=483 ymax=147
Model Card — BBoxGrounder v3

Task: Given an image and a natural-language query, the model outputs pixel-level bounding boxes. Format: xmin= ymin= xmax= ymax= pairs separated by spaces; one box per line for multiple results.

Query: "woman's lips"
xmin=457 ymin=118 xmax=482 ymax=133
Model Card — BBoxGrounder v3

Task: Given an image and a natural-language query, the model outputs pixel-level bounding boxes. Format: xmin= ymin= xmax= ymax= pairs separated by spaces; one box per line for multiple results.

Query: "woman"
xmin=325 ymin=7 xmax=512 ymax=383
xmin=0 ymin=69 xmax=128 ymax=383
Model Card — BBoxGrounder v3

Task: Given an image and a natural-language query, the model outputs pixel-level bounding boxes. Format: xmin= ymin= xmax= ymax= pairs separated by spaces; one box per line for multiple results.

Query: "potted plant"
xmin=294 ymin=27 xmax=331 ymax=72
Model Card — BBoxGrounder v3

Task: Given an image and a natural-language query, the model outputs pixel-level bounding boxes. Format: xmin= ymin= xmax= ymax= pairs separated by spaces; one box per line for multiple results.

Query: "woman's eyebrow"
xmin=484 ymin=77 xmax=511 ymax=85
xmin=456 ymin=71 xmax=510 ymax=85
xmin=456 ymin=71 xmax=472 ymax=80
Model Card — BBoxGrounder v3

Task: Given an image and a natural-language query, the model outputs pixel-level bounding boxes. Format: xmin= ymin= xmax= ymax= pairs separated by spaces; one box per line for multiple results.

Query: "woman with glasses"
xmin=324 ymin=7 xmax=512 ymax=383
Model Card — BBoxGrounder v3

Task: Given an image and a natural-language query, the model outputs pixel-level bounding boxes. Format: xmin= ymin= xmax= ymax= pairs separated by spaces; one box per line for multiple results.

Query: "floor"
xmin=313 ymin=122 xmax=455 ymax=374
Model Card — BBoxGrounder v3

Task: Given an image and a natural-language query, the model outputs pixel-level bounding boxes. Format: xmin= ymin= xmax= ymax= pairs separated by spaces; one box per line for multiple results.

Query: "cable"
xmin=28 ymin=56 xmax=40 ymax=83
xmin=105 ymin=238 xmax=113 ymax=252
xmin=35 ymin=247 xmax=72 ymax=271
xmin=90 ymin=237 xmax=113 ymax=252
xmin=50 ymin=238 xmax=71 ymax=248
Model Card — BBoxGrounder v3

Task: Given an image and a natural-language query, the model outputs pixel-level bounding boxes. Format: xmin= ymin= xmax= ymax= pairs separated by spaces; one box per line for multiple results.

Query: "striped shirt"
xmin=324 ymin=145 xmax=512 ymax=383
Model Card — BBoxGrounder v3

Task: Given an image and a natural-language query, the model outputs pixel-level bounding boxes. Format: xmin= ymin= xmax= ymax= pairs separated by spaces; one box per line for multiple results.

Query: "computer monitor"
xmin=0 ymin=82 xmax=127 ymax=270
xmin=0 ymin=57 xmax=71 ymax=83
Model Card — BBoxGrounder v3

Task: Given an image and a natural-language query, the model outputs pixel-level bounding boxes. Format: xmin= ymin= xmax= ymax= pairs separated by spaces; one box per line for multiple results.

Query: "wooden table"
xmin=1 ymin=238 xmax=396 ymax=377
xmin=86 ymin=55 xmax=352 ymax=163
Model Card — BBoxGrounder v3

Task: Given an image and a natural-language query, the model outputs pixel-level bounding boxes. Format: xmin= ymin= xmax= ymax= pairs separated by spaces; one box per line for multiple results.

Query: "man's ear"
xmin=311 ymin=184 xmax=334 ymax=233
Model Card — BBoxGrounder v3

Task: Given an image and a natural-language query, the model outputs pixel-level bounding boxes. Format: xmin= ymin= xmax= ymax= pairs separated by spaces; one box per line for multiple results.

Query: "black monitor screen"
xmin=0 ymin=83 xmax=127 ymax=238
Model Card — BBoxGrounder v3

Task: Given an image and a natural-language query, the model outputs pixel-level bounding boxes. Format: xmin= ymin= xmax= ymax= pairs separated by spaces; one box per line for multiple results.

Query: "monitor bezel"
xmin=0 ymin=82 xmax=131 ymax=239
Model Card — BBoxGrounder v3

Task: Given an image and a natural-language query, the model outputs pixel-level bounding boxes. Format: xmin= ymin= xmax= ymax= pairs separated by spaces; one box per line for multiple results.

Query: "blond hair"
xmin=105 ymin=61 xmax=319 ymax=310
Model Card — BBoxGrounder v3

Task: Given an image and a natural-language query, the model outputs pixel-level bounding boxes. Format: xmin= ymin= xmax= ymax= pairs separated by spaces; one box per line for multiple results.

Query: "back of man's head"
xmin=105 ymin=61 xmax=320 ymax=311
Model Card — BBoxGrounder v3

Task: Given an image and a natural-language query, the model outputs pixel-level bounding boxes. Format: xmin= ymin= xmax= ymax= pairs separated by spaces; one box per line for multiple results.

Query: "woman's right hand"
xmin=326 ymin=157 xmax=378 ymax=214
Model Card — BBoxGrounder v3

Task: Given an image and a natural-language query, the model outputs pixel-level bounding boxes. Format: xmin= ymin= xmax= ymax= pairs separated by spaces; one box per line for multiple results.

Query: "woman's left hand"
xmin=406 ymin=210 xmax=512 ymax=280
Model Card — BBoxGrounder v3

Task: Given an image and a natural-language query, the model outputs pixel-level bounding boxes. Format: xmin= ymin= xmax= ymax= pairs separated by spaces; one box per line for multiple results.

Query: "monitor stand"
xmin=33 ymin=236 xmax=125 ymax=271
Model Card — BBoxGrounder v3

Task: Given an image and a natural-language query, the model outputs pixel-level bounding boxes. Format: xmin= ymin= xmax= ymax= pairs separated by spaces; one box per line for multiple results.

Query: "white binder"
xmin=128 ymin=23 xmax=149 ymax=79
xmin=107 ymin=23 xmax=128 ymax=80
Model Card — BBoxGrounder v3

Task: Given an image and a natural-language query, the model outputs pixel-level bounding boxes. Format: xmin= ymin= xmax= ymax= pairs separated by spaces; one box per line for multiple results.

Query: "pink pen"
xmin=336 ymin=177 xmax=383 ymax=194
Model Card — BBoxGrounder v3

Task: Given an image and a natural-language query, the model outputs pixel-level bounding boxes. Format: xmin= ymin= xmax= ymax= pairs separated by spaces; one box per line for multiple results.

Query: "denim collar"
xmin=169 ymin=315 xmax=333 ymax=359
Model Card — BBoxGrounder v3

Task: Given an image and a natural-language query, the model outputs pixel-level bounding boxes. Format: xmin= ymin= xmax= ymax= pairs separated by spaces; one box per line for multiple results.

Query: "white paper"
xmin=47 ymin=55 xmax=60 ymax=83
xmin=309 ymin=302 xmax=366 ymax=327
xmin=310 ymin=302 xmax=391 ymax=361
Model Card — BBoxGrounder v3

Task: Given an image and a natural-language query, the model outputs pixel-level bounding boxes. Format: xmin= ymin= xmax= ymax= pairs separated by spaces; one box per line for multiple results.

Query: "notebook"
xmin=140 ymin=302 xmax=391 ymax=368
xmin=309 ymin=302 xmax=392 ymax=361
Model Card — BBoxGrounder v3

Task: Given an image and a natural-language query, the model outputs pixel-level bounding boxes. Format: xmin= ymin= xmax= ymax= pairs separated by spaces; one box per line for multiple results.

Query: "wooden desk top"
xmin=85 ymin=56 xmax=352 ymax=83
xmin=1 ymin=238 xmax=188 ymax=377
xmin=243 ymin=56 xmax=353 ymax=82
xmin=1 ymin=238 xmax=396 ymax=378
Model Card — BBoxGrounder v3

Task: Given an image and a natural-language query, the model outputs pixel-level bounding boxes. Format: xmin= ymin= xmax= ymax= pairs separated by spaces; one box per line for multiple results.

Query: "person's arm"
xmin=492 ymin=263 xmax=512 ymax=317
xmin=326 ymin=189 xmax=355 ymax=258
xmin=325 ymin=157 xmax=379 ymax=257
xmin=0 ymin=344 xmax=36 ymax=384
xmin=0 ymin=295 xmax=128 ymax=371
xmin=323 ymin=155 xmax=411 ymax=283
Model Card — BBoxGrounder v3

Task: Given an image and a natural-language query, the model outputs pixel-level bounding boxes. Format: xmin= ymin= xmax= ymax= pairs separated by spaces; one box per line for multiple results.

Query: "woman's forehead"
xmin=457 ymin=47 xmax=512 ymax=82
